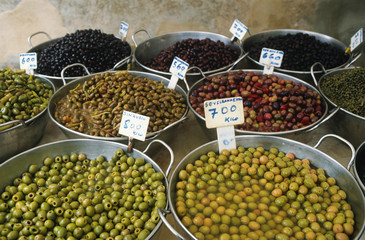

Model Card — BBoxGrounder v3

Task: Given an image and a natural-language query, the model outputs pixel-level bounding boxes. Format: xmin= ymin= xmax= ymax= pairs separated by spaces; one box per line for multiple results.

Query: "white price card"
xmin=259 ymin=48 xmax=284 ymax=74
xmin=204 ymin=97 xmax=244 ymax=129
xmin=229 ymin=19 xmax=248 ymax=41
xmin=350 ymin=28 xmax=363 ymax=52
xmin=217 ymin=126 xmax=236 ymax=152
xmin=119 ymin=111 xmax=150 ymax=141
xmin=168 ymin=56 xmax=189 ymax=89
xmin=19 ymin=53 xmax=37 ymax=75
xmin=119 ymin=21 xmax=129 ymax=38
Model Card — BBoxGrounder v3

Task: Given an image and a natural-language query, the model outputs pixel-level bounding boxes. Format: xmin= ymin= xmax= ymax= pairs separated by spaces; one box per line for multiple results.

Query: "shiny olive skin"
xmin=190 ymin=70 xmax=324 ymax=133
xmin=0 ymin=149 xmax=166 ymax=239
xmin=0 ymin=68 xmax=53 ymax=131
xmin=54 ymin=71 xmax=187 ymax=137
xmin=175 ymin=146 xmax=355 ymax=240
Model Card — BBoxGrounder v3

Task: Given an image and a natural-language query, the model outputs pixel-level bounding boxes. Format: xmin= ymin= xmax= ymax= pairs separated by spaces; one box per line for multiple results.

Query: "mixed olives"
xmin=54 ymin=71 xmax=187 ymax=137
xmin=0 ymin=68 xmax=53 ymax=131
xmin=245 ymin=32 xmax=348 ymax=71
xmin=143 ymin=38 xmax=239 ymax=73
xmin=320 ymin=67 xmax=365 ymax=117
xmin=189 ymin=70 xmax=324 ymax=132
xmin=36 ymin=29 xmax=131 ymax=77
xmin=175 ymin=146 xmax=355 ymax=240
xmin=0 ymin=149 xmax=166 ymax=240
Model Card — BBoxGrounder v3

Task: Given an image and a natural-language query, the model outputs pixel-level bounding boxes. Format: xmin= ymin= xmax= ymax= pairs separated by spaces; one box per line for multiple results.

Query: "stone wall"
xmin=1 ymin=0 xmax=364 ymax=68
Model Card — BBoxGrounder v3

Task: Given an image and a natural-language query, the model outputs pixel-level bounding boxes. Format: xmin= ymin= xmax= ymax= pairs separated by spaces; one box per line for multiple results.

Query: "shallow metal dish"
xmin=0 ymin=75 xmax=55 ymax=163
xmin=48 ymin=70 xmax=189 ymax=146
xmin=242 ymin=29 xmax=358 ymax=85
xmin=188 ymin=69 xmax=329 ymax=141
xmin=164 ymin=135 xmax=365 ymax=239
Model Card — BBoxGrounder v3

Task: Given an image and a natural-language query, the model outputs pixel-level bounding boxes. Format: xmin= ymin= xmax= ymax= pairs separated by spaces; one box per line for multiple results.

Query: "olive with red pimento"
xmin=189 ymin=70 xmax=324 ymax=132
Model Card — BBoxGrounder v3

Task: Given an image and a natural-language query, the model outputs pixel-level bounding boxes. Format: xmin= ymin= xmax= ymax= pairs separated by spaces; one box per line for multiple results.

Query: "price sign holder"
xmin=229 ymin=19 xmax=248 ymax=42
xmin=119 ymin=21 xmax=129 ymax=40
xmin=168 ymin=56 xmax=189 ymax=89
xmin=204 ymin=97 xmax=244 ymax=152
xmin=119 ymin=110 xmax=150 ymax=152
xmin=259 ymin=48 xmax=284 ymax=75
xmin=19 ymin=53 xmax=37 ymax=75
xmin=346 ymin=28 xmax=363 ymax=53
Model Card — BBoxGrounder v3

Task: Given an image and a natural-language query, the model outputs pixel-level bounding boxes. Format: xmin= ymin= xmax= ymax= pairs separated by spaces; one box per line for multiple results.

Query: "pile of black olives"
xmin=0 ymin=149 xmax=166 ymax=240
xmin=246 ymin=33 xmax=348 ymax=71
xmin=36 ymin=29 xmax=131 ymax=77
xmin=143 ymin=38 xmax=239 ymax=73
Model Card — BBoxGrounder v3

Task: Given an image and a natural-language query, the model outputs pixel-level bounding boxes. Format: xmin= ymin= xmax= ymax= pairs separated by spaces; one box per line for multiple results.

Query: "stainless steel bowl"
xmin=164 ymin=135 xmax=365 ymax=239
xmin=0 ymin=138 xmax=173 ymax=240
xmin=132 ymin=30 xmax=245 ymax=84
xmin=0 ymin=75 xmax=55 ymax=163
xmin=188 ymin=69 xmax=328 ymax=142
xmin=48 ymin=70 xmax=188 ymax=147
xmin=313 ymin=66 xmax=365 ymax=148
xmin=27 ymin=31 xmax=132 ymax=88
xmin=242 ymin=29 xmax=356 ymax=85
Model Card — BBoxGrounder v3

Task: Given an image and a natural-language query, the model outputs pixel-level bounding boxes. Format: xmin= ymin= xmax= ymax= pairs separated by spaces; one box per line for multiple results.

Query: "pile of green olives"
xmin=175 ymin=147 xmax=355 ymax=240
xmin=0 ymin=149 xmax=167 ymax=240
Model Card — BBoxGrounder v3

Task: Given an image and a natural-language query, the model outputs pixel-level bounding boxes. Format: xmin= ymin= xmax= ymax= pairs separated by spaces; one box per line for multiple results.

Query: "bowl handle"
xmin=183 ymin=66 xmax=206 ymax=91
xmin=158 ymin=208 xmax=186 ymax=240
xmin=132 ymin=29 xmax=152 ymax=47
xmin=27 ymin=31 xmax=52 ymax=48
xmin=112 ymin=56 xmax=131 ymax=70
xmin=345 ymin=51 xmax=362 ymax=68
xmin=0 ymin=119 xmax=25 ymax=131
xmin=142 ymin=139 xmax=174 ymax=177
xmin=60 ymin=63 xmax=91 ymax=86
xmin=313 ymin=134 xmax=355 ymax=170
xmin=228 ymin=51 xmax=250 ymax=71
xmin=310 ymin=62 xmax=327 ymax=87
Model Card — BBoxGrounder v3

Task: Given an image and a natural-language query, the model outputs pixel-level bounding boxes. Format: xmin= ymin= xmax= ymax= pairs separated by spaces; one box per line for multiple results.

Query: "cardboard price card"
xmin=119 ymin=111 xmax=150 ymax=141
xmin=204 ymin=97 xmax=244 ymax=129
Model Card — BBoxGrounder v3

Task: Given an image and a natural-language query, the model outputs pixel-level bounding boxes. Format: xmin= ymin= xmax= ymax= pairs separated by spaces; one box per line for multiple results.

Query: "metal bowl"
xmin=48 ymin=70 xmax=188 ymax=146
xmin=165 ymin=135 xmax=365 ymax=240
xmin=242 ymin=29 xmax=356 ymax=85
xmin=188 ymin=69 xmax=328 ymax=141
xmin=27 ymin=31 xmax=133 ymax=87
xmin=314 ymin=66 xmax=365 ymax=148
xmin=132 ymin=30 xmax=245 ymax=83
xmin=0 ymin=75 xmax=55 ymax=163
xmin=0 ymin=138 xmax=173 ymax=240
xmin=354 ymin=141 xmax=365 ymax=193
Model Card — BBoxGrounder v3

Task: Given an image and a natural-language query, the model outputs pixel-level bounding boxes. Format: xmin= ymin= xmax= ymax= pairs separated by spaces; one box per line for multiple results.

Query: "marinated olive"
xmin=144 ymin=38 xmax=239 ymax=73
xmin=0 ymin=149 xmax=166 ymax=239
xmin=190 ymin=70 xmax=324 ymax=132
xmin=175 ymin=146 xmax=355 ymax=240
xmin=54 ymin=71 xmax=187 ymax=137
xmin=36 ymin=29 xmax=131 ymax=77
xmin=0 ymin=68 xmax=53 ymax=131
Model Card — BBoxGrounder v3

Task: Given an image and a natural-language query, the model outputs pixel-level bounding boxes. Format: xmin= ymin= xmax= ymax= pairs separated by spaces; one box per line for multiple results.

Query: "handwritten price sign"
xmin=204 ymin=97 xmax=244 ymax=129
xmin=259 ymin=48 xmax=284 ymax=67
xmin=350 ymin=28 xmax=363 ymax=52
xmin=119 ymin=21 xmax=129 ymax=38
xmin=20 ymin=53 xmax=37 ymax=74
xmin=169 ymin=57 xmax=189 ymax=79
xmin=229 ymin=19 xmax=248 ymax=41
xmin=119 ymin=111 xmax=150 ymax=141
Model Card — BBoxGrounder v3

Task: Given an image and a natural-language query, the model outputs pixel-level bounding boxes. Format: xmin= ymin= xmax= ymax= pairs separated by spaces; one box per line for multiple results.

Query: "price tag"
xmin=19 ymin=53 xmax=37 ymax=75
xmin=119 ymin=111 xmax=150 ymax=141
xmin=168 ymin=56 xmax=189 ymax=89
xmin=229 ymin=19 xmax=248 ymax=41
xmin=204 ymin=97 xmax=244 ymax=152
xmin=259 ymin=48 xmax=284 ymax=74
xmin=204 ymin=97 xmax=244 ymax=128
xmin=350 ymin=28 xmax=363 ymax=52
xmin=119 ymin=21 xmax=129 ymax=39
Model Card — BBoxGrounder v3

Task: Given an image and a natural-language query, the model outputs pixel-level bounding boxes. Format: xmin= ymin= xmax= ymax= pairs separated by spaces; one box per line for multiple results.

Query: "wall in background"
xmin=1 ymin=0 xmax=364 ymax=68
